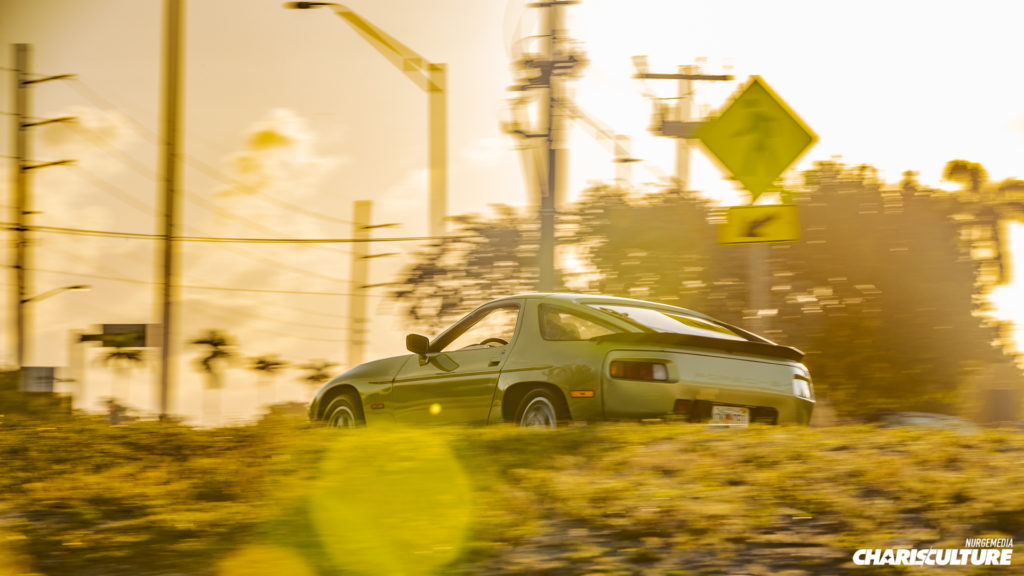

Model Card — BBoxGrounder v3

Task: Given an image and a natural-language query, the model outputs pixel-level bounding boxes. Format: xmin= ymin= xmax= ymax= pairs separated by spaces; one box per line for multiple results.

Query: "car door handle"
xmin=488 ymin=360 xmax=501 ymax=367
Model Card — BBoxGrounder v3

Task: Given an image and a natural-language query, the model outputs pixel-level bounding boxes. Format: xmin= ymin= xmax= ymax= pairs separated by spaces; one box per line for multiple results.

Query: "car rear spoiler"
xmin=591 ymin=332 xmax=805 ymax=362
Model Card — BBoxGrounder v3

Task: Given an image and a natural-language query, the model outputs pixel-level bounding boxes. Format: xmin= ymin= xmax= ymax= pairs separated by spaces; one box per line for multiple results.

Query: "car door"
xmin=391 ymin=303 xmax=521 ymax=425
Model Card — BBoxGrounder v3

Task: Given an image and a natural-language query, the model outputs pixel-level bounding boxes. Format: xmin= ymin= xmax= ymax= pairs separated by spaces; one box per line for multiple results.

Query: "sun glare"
xmin=987 ymin=222 xmax=1024 ymax=363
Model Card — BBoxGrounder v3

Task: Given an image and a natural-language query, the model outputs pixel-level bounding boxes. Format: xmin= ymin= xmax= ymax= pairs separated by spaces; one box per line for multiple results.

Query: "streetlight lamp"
xmin=283 ymin=1 xmax=448 ymax=238
xmin=18 ymin=284 xmax=91 ymax=366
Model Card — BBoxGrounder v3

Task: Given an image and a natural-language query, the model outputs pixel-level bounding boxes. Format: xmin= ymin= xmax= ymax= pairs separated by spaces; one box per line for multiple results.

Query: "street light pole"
xmin=284 ymin=1 xmax=448 ymax=237
xmin=17 ymin=285 xmax=91 ymax=369
xmin=21 ymin=285 xmax=91 ymax=305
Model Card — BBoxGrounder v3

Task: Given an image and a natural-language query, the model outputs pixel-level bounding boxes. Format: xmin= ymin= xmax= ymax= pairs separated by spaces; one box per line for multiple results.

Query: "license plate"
xmin=710 ymin=405 xmax=749 ymax=427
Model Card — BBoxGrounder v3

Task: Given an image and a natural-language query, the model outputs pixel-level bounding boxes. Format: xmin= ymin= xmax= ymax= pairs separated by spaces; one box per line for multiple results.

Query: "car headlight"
xmin=609 ymin=360 xmax=669 ymax=381
xmin=793 ymin=376 xmax=814 ymax=400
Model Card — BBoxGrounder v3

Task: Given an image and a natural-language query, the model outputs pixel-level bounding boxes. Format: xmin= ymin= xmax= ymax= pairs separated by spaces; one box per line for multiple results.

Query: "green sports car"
xmin=308 ymin=293 xmax=814 ymax=428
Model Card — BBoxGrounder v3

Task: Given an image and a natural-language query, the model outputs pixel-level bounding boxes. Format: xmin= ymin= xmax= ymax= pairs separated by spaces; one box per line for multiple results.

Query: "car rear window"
xmin=538 ymin=305 xmax=617 ymax=341
xmin=586 ymin=304 xmax=746 ymax=341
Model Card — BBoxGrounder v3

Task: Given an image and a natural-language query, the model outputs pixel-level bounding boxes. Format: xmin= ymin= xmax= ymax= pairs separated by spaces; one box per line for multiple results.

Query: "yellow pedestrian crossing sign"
xmin=697 ymin=76 xmax=816 ymax=202
xmin=719 ymin=205 xmax=800 ymax=244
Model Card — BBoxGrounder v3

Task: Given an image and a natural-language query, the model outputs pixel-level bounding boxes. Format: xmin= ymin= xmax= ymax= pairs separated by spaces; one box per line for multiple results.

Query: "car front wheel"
xmin=515 ymin=389 xmax=562 ymax=429
xmin=325 ymin=393 xmax=363 ymax=428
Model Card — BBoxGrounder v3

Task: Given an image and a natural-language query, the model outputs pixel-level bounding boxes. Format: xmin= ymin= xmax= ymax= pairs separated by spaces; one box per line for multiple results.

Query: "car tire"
xmin=325 ymin=393 xmax=363 ymax=428
xmin=515 ymin=388 xmax=563 ymax=429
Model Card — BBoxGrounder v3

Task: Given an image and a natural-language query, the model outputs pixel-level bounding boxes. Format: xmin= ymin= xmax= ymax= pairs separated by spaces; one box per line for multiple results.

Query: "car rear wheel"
xmin=325 ymin=393 xmax=363 ymax=428
xmin=515 ymin=389 xmax=561 ymax=429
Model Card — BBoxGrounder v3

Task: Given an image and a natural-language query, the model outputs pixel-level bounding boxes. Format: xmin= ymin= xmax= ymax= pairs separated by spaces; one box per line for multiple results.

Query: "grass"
xmin=1 ymin=405 xmax=1022 ymax=575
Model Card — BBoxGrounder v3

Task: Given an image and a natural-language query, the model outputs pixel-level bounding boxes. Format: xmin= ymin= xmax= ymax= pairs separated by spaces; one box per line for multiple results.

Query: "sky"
xmin=1 ymin=0 xmax=1023 ymax=423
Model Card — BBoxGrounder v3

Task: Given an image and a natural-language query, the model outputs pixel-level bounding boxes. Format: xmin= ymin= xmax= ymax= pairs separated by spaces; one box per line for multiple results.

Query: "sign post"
xmin=719 ymin=205 xmax=801 ymax=244
xmin=697 ymin=76 xmax=816 ymax=203
xmin=697 ymin=76 xmax=816 ymax=333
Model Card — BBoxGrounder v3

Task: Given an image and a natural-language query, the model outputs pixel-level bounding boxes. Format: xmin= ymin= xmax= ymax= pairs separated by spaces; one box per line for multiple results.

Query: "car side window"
xmin=442 ymin=306 xmax=520 ymax=352
xmin=539 ymin=305 xmax=617 ymax=341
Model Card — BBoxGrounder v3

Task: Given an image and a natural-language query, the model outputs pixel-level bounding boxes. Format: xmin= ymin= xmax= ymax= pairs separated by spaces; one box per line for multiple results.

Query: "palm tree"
xmin=298 ymin=359 xmax=338 ymax=392
xmin=249 ymin=354 xmax=288 ymax=407
xmin=943 ymin=159 xmax=987 ymax=196
xmin=189 ymin=330 xmax=237 ymax=426
xmin=942 ymin=160 xmax=1024 ymax=286
xmin=100 ymin=346 xmax=145 ymax=405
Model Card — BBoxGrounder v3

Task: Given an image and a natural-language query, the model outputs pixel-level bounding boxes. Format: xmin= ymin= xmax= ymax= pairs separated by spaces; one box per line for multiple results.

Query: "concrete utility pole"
xmin=633 ymin=63 xmax=732 ymax=190
xmin=514 ymin=0 xmax=583 ymax=292
xmin=10 ymin=43 xmax=74 ymax=369
xmin=347 ymin=201 xmax=370 ymax=368
xmin=157 ymin=0 xmax=185 ymax=420
xmin=676 ymin=65 xmax=694 ymax=190
xmin=538 ymin=3 xmax=563 ymax=293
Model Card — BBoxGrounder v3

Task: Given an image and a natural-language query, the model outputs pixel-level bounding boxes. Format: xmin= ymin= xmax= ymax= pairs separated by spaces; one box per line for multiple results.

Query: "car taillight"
xmin=793 ymin=376 xmax=814 ymax=400
xmin=609 ymin=360 xmax=669 ymax=381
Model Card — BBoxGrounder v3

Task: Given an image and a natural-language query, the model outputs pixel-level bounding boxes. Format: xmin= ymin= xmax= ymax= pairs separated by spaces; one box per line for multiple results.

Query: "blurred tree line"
xmin=393 ymin=160 xmax=1024 ymax=416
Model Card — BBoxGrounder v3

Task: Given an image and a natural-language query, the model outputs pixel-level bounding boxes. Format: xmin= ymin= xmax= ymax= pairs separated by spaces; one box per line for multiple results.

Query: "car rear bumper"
xmin=602 ymin=378 xmax=813 ymax=424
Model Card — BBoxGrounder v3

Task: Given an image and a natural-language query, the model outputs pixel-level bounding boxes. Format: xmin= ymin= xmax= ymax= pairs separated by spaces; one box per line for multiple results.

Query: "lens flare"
xmin=217 ymin=545 xmax=314 ymax=576
xmin=988 ymin=222 xmax=1024 ymax=364
xmin=309 ymin=429 xmax=472 ymax=576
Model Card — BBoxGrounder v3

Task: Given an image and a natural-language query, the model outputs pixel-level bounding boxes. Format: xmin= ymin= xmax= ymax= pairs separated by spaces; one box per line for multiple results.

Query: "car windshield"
xmin=586 ymin=304 xmax=746 ymax=341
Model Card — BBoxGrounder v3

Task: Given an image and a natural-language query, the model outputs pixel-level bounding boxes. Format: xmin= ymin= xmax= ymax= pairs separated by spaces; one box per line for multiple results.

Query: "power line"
xmin=63 ymin=108 xmax=288 ymax=238
xmin=37 ymin=243 xmax=358 ymax=315
xmin=187 ymin=306 xmax=353 ymax=344
xmin=260 ymin=299 xmax=351 ymax=320
xmin=187 ymin=299 xmax=346 ymax=333
xmin=66 ymin=164 xmax=154 ymax=216
xmin=34 ymin=189 xmax=351 ymax=286
xmin=14 ymin=222 xmax=447 ymax=243
xmin=32 ymin=267 xmax=152 ymax=286
xmin=29 ymin=267 xmax=388 ymax=297
xmin=62 ymin=76 xmax=359 ymax=230
xmin=59 ymin=76 xmax=404 ymax=293
xmin=192 ymin=241 xmax=351 ymax=284
xmin=181 ymin=142 xmax=356 ymax=228
xmin=177 ymin=283 xmax=383 ymax=298
xmin=60 ymin=76 xmax=155 ymax=137
xmin=67 ymin=129 xmax=361 ymax=279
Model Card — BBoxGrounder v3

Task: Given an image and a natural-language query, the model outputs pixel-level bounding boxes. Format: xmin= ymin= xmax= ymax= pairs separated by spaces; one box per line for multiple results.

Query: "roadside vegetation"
xmin=2 ymin=392 xmax=1021 ymax=576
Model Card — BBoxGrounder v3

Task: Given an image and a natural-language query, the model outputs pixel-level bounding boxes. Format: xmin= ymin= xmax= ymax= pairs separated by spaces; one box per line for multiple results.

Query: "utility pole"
xmin=347 ymin=201 xmax=370 ymax=369
xmin=507 ymin=0 xmax=583 ymax=292
xmin=633 ymin=62 xmax=732 ymax=190
xmin=10 ymin=43 xmax=74 ymax=369
xmin=538 ymin=3 xmax=561 ymax=293
xmin=157 ymin=0 xmax=184 ymax=420
xmin=676 ymin=65 xmax=694 ymax=190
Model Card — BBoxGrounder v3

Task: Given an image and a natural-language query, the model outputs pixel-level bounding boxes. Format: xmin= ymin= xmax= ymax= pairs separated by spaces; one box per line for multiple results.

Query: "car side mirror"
xmin=406 ymin=333 xmax=430 ymax=357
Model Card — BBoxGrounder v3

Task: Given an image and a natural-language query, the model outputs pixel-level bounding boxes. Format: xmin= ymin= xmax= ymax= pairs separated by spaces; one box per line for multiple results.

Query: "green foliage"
xmin=570 ymin=185 xmax=720 ymax=310
xmin=0 ymin=371 xmax=72 ymax=419
xmin=391 ymin=206 xmax=540 ymax=332
xmin=297 ymin=360 xmax=339 ymax=389
xmin=773 ymin=162 xmax=1006 ymax=413
xmin=1 ymin=415 xmax=1022 ymax=575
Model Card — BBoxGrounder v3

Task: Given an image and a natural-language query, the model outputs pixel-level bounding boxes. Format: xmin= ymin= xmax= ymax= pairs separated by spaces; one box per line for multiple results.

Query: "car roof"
xmin=491 ymin=293 xmax=716 ymax=321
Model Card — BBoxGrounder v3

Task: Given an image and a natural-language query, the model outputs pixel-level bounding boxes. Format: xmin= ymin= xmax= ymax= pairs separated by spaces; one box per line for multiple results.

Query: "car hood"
xmin=590 ymin=332 xmax=804 ymax=362
xmin=333 ymin=354 xmax=413 ymax=383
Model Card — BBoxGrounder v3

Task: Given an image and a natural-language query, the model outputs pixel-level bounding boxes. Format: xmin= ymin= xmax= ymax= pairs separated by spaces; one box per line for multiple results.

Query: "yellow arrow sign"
xmin=698 ymin=76 xmax=816 ymax=201
xmin=719 ymin=205 xmax=800 ymax=244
